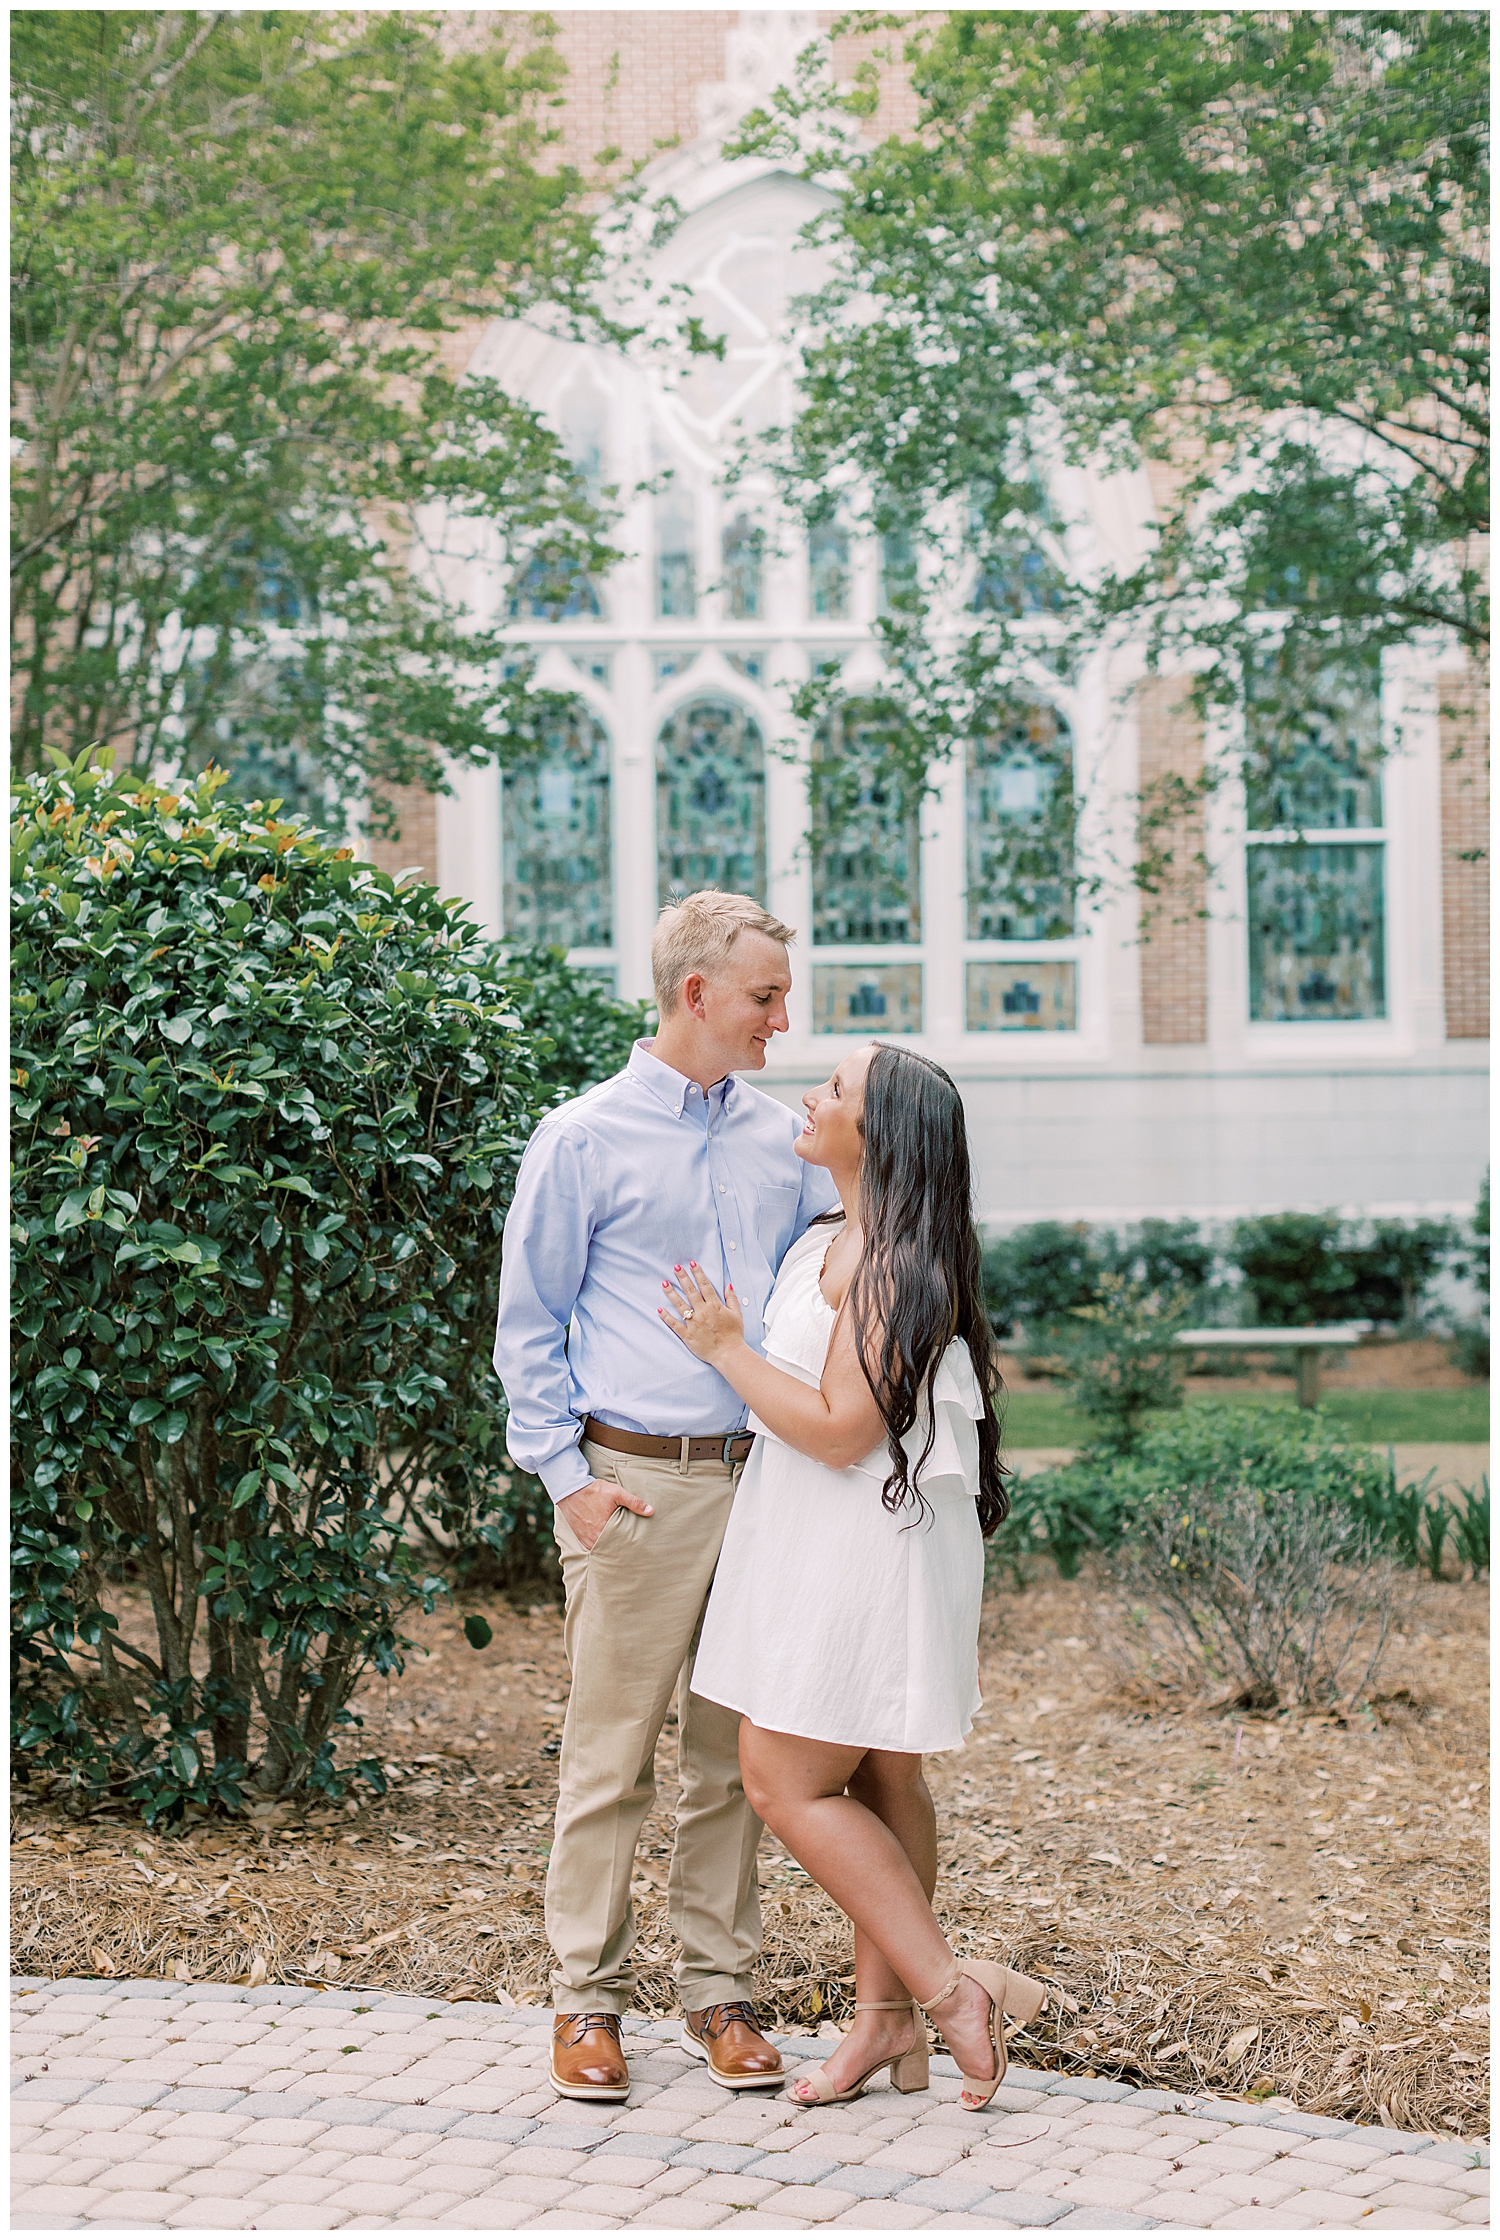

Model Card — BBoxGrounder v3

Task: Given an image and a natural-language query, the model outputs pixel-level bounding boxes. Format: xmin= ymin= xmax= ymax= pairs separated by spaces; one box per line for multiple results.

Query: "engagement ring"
xmin=681 ymin=1307 xmax=694 ymax=1320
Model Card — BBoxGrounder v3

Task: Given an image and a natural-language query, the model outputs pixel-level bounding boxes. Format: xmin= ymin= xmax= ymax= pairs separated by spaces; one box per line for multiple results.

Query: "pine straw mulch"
xmin=12 ymin=1570 xmax=1489 ymax=2142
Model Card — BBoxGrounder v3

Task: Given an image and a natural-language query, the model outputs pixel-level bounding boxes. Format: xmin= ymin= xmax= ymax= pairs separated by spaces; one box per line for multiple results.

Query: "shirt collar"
xmin=629 ymin=1038 xmax=733 ymax=1120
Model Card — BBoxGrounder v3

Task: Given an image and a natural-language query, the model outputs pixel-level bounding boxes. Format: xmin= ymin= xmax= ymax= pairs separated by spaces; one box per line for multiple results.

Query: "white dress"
xmin=691 ymin=1223 xmax=986 ymax=1754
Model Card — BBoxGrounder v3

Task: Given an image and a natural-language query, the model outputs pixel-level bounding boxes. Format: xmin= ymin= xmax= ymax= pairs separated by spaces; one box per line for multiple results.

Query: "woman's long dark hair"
xmin=837 ymin=1043 xmax=1008 ymax=1535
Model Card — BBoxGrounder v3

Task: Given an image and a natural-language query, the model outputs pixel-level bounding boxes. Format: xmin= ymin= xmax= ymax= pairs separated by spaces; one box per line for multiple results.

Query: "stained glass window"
xmin=813 ymin=963 xmax=922 ymax=1035
xmin=508 ymin=547 xmax=602 ymax=621
xmin=1244 ymin=648 xmax=1386 ymax=1022
xmin=811 ymin=703 xmax=921 ymax=945
xmin=656 ymin=699 xmax=766 ymax=904
xmin=879 ymin=527 xmax=917 ymax=613
xmin=656 ymin=491 xmax=697 ymax=619
xmin=722 ymin=513 xmax=764 ymax=620
xmin=809 ymin=521 xmax=851 ymax=618
xmin=1247 ymin=843 xmax=1385 ymax=1021
xmin=966 ymin=960 xmax=1077 ymax=1033
xmin=503 ymin=713 xmax=613 ymax=949
xmin=1245 ymin=647 xmax=1383 ymax=830
xmin=966 ymin=703 xmax=1076 ymax=940
xmin=969 ymin=479 xmax=1065 ymax=617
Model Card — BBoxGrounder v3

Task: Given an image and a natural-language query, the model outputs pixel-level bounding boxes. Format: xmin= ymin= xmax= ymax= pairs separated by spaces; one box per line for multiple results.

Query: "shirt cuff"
xmin=539 ymin=1444 xmax=592 ymax=1503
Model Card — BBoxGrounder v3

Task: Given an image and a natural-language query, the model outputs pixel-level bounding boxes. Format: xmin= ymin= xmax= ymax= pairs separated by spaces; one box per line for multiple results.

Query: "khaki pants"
xmin=545 ymin=1437 xmax=761 ymax=2016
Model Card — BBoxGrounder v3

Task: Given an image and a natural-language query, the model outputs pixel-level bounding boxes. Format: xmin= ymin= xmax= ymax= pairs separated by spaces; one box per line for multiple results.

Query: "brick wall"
xmin=1439 ymin=668 xmax=1490 ymax=1040
xmin=1136 ymin=678 xmax=1208 ymax=1044
xmin=362 ymin=782 xmax=440 ymax=886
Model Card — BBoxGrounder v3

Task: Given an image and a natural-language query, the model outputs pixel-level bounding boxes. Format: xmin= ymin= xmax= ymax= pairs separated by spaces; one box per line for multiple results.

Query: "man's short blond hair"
xmin=652 ymin=889 xmax=796 ymax=1016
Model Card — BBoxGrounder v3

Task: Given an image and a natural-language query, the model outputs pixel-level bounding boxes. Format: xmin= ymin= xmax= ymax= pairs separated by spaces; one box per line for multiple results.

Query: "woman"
xmin=659 ymin=1041 xmax=1044 ymax=2112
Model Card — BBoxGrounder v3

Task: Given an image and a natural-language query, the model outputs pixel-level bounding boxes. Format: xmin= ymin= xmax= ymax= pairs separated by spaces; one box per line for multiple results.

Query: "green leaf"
xmin=463 ymin=1614 xmax=494 ymax=1651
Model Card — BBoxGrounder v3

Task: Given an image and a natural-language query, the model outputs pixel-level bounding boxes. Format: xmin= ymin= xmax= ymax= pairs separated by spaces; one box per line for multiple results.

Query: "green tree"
xmin=742 ymin=10 xmax=1487 ymax=868
xmin=10 ymin=749 xmax=600 ymax=1822
xmin=12 ymin=10 xmax=617 ymax=827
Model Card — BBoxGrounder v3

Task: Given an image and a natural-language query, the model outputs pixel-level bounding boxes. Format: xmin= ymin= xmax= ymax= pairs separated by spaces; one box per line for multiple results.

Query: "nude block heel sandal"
xmin=921 ymin=1958 xmax=1047 ymax=2111
xmin=785 ymin=1997 xmax=929 ymax=2106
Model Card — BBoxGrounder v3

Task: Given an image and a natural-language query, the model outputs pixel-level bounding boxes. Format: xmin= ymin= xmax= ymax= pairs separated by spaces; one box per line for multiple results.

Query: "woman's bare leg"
xmin=740 ymin=1722 xmax=1002 ymax=2102
xmin=798 ymin=1752 xmax=938 ymax=2094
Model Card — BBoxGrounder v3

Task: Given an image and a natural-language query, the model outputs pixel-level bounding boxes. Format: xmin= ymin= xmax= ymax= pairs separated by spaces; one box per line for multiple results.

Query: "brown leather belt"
xmin=583 ymin=1416 xmax=753 ymax=1466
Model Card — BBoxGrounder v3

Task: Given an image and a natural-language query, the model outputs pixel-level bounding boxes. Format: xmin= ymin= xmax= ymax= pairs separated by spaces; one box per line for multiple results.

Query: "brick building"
xmin=373 ymin=9 xmax=1489 ymax=1228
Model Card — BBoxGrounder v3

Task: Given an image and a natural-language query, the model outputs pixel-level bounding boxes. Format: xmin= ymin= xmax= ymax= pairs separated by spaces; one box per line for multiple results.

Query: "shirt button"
xmin=728 ymin=1242 xmax=737 ymax=1250
xmin=719 ymin=1185 xmax=727 ymax=1193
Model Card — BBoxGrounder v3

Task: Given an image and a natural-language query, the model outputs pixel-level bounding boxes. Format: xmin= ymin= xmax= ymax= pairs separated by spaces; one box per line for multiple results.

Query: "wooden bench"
xmin=1173 ymin=1324 xmax=1375 ymax=1408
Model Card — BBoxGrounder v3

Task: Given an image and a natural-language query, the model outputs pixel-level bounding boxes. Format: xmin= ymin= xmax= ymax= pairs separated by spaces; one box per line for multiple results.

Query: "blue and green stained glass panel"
xmin=503 ymin=715 xmax=612 ymax=948
xmin=656 ymin=699 xmax=766 ymax=904
xmin=1247 ymin=842 xmax=1385 ymax=1021
xmin=722 ymin=514 xmax=764 ymax=620
xmin=1244 ymin=648 xmax=1383 ymax=831
xmin=812 ymin=703 xmax=920 ymax=945
xmin=966 ymin=960 xmax=1077 ymax=1033
xmin=813 ymin=963 xmax=922 ymax=1035
xmin=507 ymin=547 xmax=602 ymax=621
xmin=966 ymin=703 xmax=1076 ymax=940
xmin=809 ymin=522 xmax=851 ymax=618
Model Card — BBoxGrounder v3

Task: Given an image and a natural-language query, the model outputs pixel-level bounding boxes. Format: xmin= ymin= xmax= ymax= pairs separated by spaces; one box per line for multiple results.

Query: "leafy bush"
xmin=1035 ymin=1274 xmax=1191 ymax=1453
xmin=10 ymin=753 xmax=593 ymax=1823
xmin=1102 ymin=1218 xmax=1216 ymax=1298
xmin=383 ymin=945 xmax=645 ymax=1586
xmin=982 ymin=1221 xmax=1105 ymax=1337
xmin=995 ymin=1402 xmax=1395 ymax=1584
xmin=1450 ymin=1320 xmax=1490 ymax=1378
xmin=1230 ymin=1210 xmax=1458 ymax=1325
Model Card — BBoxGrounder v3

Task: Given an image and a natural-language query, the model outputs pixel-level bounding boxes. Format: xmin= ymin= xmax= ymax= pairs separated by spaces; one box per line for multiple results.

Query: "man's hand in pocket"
xmin=558 ymin=1478 xmax=654 ymax=1552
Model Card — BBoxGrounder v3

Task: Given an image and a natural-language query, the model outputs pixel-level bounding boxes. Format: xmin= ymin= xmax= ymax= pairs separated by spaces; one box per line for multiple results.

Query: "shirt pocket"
xmin=755 ymin=1183 xmax=801 ymax=1266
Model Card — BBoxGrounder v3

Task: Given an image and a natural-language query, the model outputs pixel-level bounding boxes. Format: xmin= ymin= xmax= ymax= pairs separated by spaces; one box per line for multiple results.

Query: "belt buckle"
xmin=722 ymin=1434 xmax=738 ymax=1466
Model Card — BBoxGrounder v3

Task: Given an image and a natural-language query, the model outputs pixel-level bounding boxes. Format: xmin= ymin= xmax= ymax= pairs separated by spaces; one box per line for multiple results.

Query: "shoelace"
xmin=696 ymin=2000 xmax=758 ymax=2040
xmin=555 ymin=2012 xmax=621 ymax=2046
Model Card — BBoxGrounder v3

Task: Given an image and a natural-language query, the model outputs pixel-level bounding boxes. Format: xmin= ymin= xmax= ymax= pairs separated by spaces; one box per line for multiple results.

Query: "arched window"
xmin=722 ymin=511 xmax=764 ymax=619
xmin=809 ymin=520 xmax=851 ymax=619
xmin=656 ymin=699 xmax=765 ymax=904
xmin=811 ymin=701 xmax=920 ymax=944
xmin=966 ymin=703 xmax=1076 ymax=940
xmin=503 ymin=711 xmax=612 ymax=949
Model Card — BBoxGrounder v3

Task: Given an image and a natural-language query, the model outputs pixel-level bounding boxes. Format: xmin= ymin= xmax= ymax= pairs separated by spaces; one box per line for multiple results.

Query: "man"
xmin=493 ymin=889 xmax=839 ymax=2101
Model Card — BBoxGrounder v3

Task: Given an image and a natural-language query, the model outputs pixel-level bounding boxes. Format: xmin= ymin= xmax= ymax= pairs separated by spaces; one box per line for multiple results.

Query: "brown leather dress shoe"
xmin=681 ymin=2000 xmax=785 ymax=2090
xmin=550 ymin=2011 xmax=630 ymax=2101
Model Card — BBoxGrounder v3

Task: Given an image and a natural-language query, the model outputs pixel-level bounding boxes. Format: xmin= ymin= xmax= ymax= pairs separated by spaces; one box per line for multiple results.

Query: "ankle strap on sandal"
xmin=918 ymin=1961 xmax=962 ymax=2017
xmin=854 ymin=1997 xmax=918 ymax=2012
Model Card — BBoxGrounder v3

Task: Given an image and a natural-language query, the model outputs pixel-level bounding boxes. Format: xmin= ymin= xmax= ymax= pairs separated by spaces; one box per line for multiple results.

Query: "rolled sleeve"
xmin=493 ymin=1123 xmax=595 ymax=1503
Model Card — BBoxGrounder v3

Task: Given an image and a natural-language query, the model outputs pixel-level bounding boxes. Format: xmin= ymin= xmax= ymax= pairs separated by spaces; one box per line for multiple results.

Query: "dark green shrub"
xmin=982 ymin=1220 xmax=1104 ymax=1337
xmin=385 ymin=944 xmax=645 ymax=1588
xmin=1473 ymin=1171 xmax=1490 ymax=1302
xmin=1101 ymin=1218 xmax=1216 ymax=1299
xmin=10 ymin=752 xmax=581 ymax=1822
xmin=1229 ymin=1211 xmax=1457 ymax=1325
xmin=996 ymin=1402 xmax=1395 ymax=1583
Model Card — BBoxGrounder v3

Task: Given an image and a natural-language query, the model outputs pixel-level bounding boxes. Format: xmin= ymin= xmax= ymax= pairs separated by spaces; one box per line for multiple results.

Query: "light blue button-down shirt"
xmin=493 ymin=1039 xmax=841 ymax=1501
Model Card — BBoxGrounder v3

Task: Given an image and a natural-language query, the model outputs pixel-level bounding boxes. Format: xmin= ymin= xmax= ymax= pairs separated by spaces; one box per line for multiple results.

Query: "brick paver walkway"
xmin=11 ymin=1979 xmax=1488 ymax=2232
